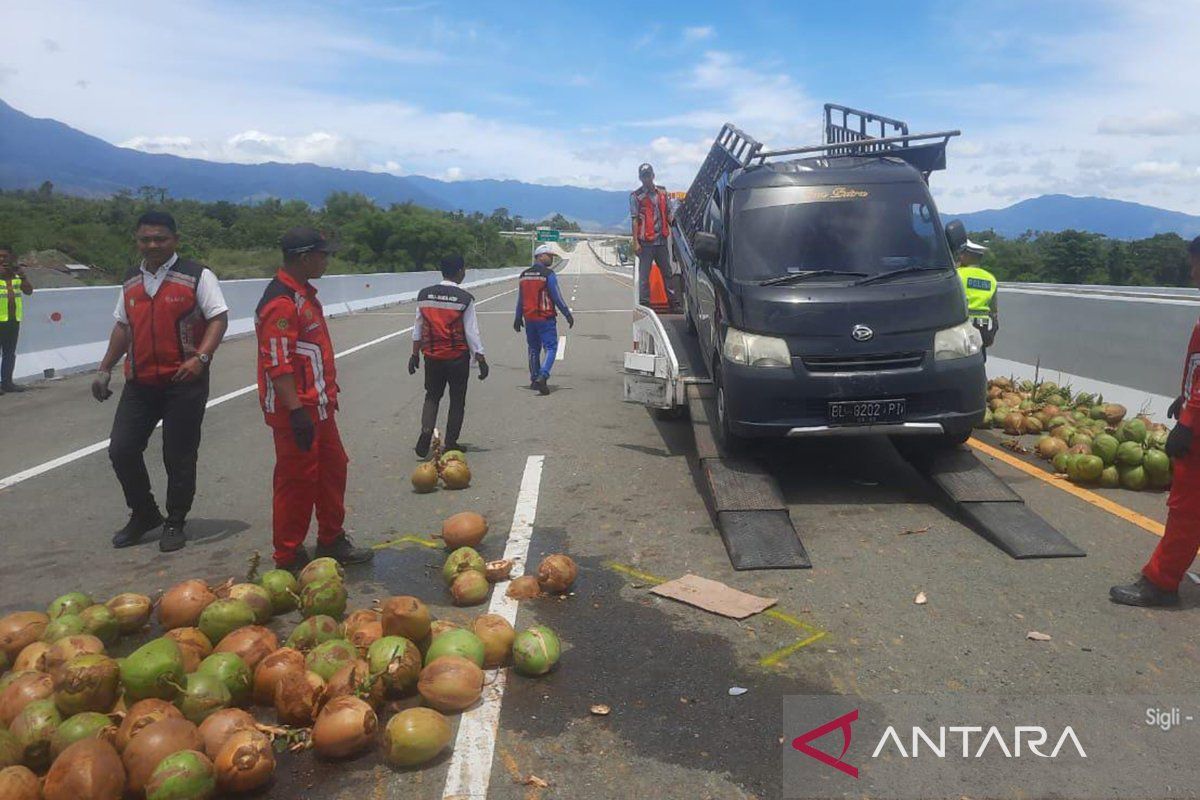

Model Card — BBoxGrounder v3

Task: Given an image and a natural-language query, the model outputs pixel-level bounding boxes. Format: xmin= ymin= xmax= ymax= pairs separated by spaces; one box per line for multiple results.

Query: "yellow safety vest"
xmin=957 ymin=266 xmax=996 ymax=318
xmin=0 ymin=276 xmax=22 ymax=323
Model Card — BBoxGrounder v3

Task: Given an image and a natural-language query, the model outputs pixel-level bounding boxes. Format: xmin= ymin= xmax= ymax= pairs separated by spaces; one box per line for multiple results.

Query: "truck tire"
xmin=713 ymin=363 xmax=745 ymax=454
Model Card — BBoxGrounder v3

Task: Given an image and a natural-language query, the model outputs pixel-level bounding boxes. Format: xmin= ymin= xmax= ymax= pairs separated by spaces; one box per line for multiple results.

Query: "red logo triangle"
xmin=792 ymin=708 xmax=859 ymax=778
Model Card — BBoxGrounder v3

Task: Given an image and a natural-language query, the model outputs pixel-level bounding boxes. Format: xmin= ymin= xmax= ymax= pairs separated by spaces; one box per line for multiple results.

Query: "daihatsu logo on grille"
xmin=851 ymin=324 xmax=873 ymax=341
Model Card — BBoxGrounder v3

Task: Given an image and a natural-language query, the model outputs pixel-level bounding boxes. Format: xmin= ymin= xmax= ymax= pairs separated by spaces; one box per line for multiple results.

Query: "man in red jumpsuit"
xmin=1111 ymin=235 xmax=1200 ymax=606
xmin=255 ymin=227 xmax=373 ymax=572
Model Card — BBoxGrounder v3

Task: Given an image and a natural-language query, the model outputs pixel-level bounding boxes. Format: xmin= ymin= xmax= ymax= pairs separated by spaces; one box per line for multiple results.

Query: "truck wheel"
xmin=713 ymin=364 xmax=745 ymax=454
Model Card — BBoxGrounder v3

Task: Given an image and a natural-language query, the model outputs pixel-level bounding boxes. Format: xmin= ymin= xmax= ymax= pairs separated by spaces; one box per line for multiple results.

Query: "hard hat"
xmin=534 ymin=244 xmax=555 ymax=257
xmin=961 ymin=238 xmax=989 ymax=254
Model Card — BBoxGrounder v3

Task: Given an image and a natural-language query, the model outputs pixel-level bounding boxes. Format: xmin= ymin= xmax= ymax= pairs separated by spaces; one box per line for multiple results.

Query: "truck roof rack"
xmin=754 ymin=104 xmax=960 ymax=179
xmin=675 ymin=124 xmax=763 ymax=247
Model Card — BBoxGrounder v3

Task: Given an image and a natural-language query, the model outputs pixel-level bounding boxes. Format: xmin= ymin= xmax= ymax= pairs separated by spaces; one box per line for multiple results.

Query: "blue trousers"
xmin=525 ymin=319 xmax=558 ymax=381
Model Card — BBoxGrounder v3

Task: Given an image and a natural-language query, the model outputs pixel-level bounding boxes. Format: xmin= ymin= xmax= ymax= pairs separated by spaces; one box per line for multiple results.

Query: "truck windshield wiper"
xmin=758 ymin=270 xmax=867 ymax=286
xmin=852 ymin=266 xmax=950 ymax=286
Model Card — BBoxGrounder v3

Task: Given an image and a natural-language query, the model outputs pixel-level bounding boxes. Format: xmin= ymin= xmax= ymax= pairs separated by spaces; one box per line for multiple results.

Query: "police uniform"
xmin=957 ymin=264 xmax=998 ymax=347
xmin=0 ymin=268 xmax=31 ymax=391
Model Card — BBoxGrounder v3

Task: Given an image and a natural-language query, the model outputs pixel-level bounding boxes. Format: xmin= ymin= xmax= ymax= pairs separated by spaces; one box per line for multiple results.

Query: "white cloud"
xmin=1097 ymin=111 xmax=1200 ymax=137
xmin=683 ymin=25 xmax=714 ymax=42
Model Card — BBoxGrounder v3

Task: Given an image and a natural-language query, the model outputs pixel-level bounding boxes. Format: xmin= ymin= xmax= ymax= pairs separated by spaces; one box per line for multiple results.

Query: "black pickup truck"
xmin=672 ymin=104 xmax=986 ymax=449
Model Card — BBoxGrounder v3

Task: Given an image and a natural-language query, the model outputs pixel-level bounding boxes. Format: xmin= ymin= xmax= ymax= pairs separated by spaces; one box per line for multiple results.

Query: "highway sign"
xmin=536 ymin=229 xmax=560 ymax=242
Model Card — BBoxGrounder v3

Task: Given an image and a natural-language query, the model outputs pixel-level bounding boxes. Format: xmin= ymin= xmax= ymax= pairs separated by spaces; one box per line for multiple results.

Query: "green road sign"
xmin=536 ymin=229 xmax=560 ymax=242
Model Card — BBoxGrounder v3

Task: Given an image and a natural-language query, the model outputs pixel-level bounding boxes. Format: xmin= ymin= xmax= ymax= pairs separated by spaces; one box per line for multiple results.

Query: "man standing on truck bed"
xmin=515 ymin=244 xmax=573 ymax=396
xmin=1110 ymin=235 xmax=1200 ymax=607
xmin=956 ymin=239 xmax=998 ymax=348
xmin=630 ymin=163 xmax=678 ymax=308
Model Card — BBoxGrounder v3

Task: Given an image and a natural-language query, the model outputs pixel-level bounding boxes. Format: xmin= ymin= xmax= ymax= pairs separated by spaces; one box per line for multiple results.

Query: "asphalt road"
xmin=2 ymin=246 xmax=1198 ymax=800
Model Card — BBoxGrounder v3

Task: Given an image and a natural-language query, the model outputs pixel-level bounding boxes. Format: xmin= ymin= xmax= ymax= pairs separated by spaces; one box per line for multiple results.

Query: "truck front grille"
xmin=801 ymin=352 xmax=924 ymax=373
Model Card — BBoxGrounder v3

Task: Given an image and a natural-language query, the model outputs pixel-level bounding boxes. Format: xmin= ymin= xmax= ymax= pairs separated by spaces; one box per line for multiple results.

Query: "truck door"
xmin=696 ymin=184 xmax=725 ymax=359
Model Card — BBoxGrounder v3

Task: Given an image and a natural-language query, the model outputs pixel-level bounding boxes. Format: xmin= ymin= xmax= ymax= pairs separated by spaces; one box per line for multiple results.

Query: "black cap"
xmin=638 ymin=162 xmax=654 ymax=176
xmin=280 ymin=227 xmax=338 ymax=255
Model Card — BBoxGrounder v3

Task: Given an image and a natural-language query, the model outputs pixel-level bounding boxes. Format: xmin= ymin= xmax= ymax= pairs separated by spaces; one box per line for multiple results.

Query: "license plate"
xmin=827 ymin=398 xmax=906 ymax=425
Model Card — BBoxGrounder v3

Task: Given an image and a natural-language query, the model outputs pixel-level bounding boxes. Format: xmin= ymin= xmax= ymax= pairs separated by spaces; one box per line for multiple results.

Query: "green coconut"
xmin=367 ymin=636 xmax=422 ymax=696
xmin=174 ymin=672 xmax=231 ymax=725
xmin=1099 ymin=466 xmax=1121 ymax=489
xmin=1052 ymin=451 xmax=1070 ymax=473
xmin=47 ymin=593 xmax=93 ymax=620
xmin=196 ymin=653 xmax=252 ymax=709
xmin=382 ymin=707 xmax=453 ymax=767
xmin=1074 ymin=455 xmax=1104 ymax=483
xmin=1119 ymin=465 xmax=1149 ymax=491
xmin=442 ymin=547 xmax=486 ymax=585
xmin=53 ymin=654 xmax=120 ymax=716
xmin=146 ymin=749 xmax=217 ymax=800
xmin=300 ymin=579 xmax=348 ymax=620
xmin=285 ymin=615 xmax=342 ymax=652
xmin=0 ymin=728 xmax=20 ymax=768
xmin=41 ymin=614 xmax=85 ymax=643
xmin=50 ymin=712 xmax=114 ymax=758
xmin=305 ymin=640 xmax=358 ymax=682
xmin=440 ymin=450 xmax=467 ymax=466
xmin=1120 ymin=418 xmax=1148 ymax=444
xmin=258 ymin=570 xmax=299 ymax=614
xmin=11 ymin=698 xmax=61 ymax=771
xmin=225 ymin=585 xmax=273 ymax=625
xmin=1091 ymin=433 xmax=1120 ymax=467
xmin=78 ymin=605 xmax=120 ymax=646
xmin=197 ymin=600 xmax=256 ymax=645
xmin=1144 ymin=448 xmax=1171 ymax=482
xmin=512 ymin=626 xmax=561 ymax=677
xmin=298 ymin=557 xmax=344 ymax=590
xmin=120 ymin=637 xmax=185 ymax=702
xmin=424 ymin=629 xmax=485 ymax=668
xmin=1116 ymin=441 xmax=1145 ymax=467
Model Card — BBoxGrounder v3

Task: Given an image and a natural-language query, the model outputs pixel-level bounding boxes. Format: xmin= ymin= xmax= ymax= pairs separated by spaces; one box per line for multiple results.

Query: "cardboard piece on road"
xmin=650 ymin=574 xmax=776 ymax=619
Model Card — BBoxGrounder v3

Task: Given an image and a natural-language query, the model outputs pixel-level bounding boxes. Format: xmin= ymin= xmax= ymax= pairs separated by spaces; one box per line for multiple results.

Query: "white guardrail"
xmin=11 ymin=268 xmax=523 ymax=382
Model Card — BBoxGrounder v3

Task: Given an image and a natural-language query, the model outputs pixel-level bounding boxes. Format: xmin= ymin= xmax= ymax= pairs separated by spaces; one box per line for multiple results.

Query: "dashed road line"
xmin=556 ymin=337 xmax=566 ymax=361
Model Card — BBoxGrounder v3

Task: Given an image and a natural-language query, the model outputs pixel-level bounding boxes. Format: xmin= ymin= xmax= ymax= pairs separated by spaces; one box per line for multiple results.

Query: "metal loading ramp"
xmin=686 ymin=384 xmax=811 ymax=570
xmin=899 ymin=445 xmax=1087 ymax=559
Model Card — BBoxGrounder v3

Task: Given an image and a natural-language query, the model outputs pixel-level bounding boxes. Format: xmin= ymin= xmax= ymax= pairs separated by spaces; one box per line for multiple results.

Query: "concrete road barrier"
xmin=11 ymin=268 xmax=522 ymax=381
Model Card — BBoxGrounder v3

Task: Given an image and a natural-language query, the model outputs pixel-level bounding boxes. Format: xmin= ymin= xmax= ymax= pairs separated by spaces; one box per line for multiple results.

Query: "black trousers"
xmin=109 ymin=376 xmax=210 ymax=522
xmin=636 ymin=241 xmax=678 ymax=305
xmin=0 ymin=321 xmax=18 ymax=387
xmin=421 ymin=355 xmax=470 ymax=446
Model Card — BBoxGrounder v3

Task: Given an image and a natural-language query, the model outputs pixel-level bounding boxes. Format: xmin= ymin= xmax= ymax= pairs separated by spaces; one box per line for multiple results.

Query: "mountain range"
xmin=3 ymin=98 xmax=1199 ymax=240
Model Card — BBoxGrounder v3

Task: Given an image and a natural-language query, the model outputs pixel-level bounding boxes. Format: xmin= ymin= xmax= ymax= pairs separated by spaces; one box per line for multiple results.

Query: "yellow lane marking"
xmin=604 ymin=561 xmax=829 ymax=666
xmin=371 ymin=534 xmax=442 ymax=550
xmin=967 ymin=438 xmax=1166 ymax=537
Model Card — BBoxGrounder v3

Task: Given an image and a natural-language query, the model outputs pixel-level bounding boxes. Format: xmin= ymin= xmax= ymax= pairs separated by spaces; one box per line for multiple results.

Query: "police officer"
xmin=630 ymin=163 xmax=678 ymax=307
xmin=956 ymin=239 xmax=998 ymax=348
xmin=1110 ymin=235 xmax=1200 ymax=606
xmin=409 ymin=255 xmax=489 ymax=457
xmin=515 ymin=244 xmax=573 ymax=395
xmin=0 ymin=243 xmax=33 ymax=393
xmin=92 ymin=211 xmax=229 ymax=552
xmin=255 ymin=227 xmax=373 ymax=572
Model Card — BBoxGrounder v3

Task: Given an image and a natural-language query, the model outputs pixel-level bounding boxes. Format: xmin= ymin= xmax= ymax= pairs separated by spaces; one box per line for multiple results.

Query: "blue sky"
xmin=2 ymin=0 xmax=1198 ymax=213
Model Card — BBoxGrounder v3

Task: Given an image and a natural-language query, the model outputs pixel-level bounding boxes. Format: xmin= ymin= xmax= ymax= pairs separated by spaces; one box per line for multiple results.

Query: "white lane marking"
xmin=556 ymin=336 xmax=566 ymax=361
xmin=0 ymin=286 xmax=519 ymax=493
xmin=442 ymin=455 xmax=544 ymax=800
xmin=478 ymin=309 xmax=626 ymax=315
xmin=1001 ymin=287 xmax=1200 ymax=306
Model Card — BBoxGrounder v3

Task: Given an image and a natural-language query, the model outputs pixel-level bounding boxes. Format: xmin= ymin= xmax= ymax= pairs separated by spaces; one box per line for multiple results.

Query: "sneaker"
xmin=1109 ymin=576 xmax=1180 ymax=607
xmin=415 ymin=430 xmax=433 ymax=458
xmin=316 ymin=534 xmax=375 ymax=566
xmin=159 ymin=520 xmax=187 ymax=553
xmin=112 ymin=508 xmax=165 ymax=548
xmin=279 ymin=545 xmax=312 ymax=575
xmin=537 ymin=376 xmax=550 ymax=396
xmin=529 ymin=380 xmax=539 ymax=390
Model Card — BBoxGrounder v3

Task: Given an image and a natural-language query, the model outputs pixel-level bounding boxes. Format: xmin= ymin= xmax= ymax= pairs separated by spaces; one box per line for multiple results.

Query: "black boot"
xmin=415 ymin=430 xmax=433 ymax=458
xmin=112 ymin=507 xmax=164 ymax=548
xmin=537 ymin=376 xmax=550 ymax=396
xmin=159 ymin=520 xmax=187 ymax=552
xmin=316 ymin=534 xmax=375 ymax=565
xmin=1109 ymin=576 xmax=1179 ymax=607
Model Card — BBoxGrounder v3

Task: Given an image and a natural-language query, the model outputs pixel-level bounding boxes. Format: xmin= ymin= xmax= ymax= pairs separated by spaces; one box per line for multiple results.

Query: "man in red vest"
xmin=408 ymin=254 xmax=489 ymax=457
xmin=255 ymin=227 xmax=373 ymax=572
xmin=1111 ymin=235 xmax=1200 ymax=606
xmin=515 ymin=245 xmax=573 ymax=395
xmin=92 ymin=211 xmax=229 ymax=552
xmin=630 ymin=162 xmax=678 ymax=307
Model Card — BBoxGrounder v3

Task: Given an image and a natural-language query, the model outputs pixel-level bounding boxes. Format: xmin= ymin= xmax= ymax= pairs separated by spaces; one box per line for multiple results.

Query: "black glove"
xmin=1168 ymin=395 xmax=1184 ymax=420
xmin=565 ymin=313 xmax=575 ymax=329
xmin=289 ymin=408 xmax=315 ymax=452
xmin=477 ymin=357 xmax=489 ymax=381
xmin=1165 ymin=424 xmax=1193 ymax=459
xmin=408 ymin=354 xmax=419 ymax=375
xmin=514 ymin=318 xmax=523 ymax=332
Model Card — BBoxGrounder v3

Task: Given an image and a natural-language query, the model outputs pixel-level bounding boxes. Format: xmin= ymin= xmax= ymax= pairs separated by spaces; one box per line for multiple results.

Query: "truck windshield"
xmin=729 ymin=183 xmax=953 ymax=282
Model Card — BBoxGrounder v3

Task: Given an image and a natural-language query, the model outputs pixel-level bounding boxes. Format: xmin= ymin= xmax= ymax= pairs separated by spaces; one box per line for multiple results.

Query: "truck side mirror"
xmin=694 ymin=231 xmax=721 ymax=263
xmin=944 ymin=220 xmax=967 ymax=254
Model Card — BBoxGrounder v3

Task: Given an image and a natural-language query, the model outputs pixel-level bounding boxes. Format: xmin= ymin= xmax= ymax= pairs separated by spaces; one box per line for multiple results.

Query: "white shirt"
xmin=412 ymin=280 xmax=485 ymax=356
xmin=113 ymin=253 xmax=229 ymax=324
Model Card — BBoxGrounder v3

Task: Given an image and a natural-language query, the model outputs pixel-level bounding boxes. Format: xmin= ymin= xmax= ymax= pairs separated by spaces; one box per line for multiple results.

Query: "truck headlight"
xmin=933 ymin=320 xmax=983 ymax=361
xmin=723 ymin=327 xmax=791 ymax=368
